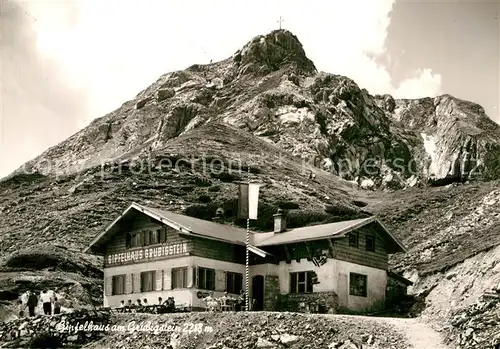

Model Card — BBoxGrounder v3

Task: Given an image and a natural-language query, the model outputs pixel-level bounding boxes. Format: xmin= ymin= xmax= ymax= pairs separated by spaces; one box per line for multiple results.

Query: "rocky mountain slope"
xmin=1 ymin=29 xmax=500 ymax=348
xmin=12 ymin=29 xmax=500 ymax=189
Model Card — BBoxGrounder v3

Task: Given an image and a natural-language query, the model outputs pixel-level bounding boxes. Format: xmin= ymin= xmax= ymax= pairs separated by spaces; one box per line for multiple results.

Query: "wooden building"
xmin=84 ymin=202 xmax=407 ymax=313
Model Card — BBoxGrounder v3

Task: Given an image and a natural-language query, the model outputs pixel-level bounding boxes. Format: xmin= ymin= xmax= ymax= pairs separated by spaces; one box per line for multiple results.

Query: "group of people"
xmin=203 ymin=290 xmax=254 ymax=311
xmin=117 ymin=296 xmax=176 ymax=313
xmin=19 ymin=290 xmax=62 ymax=317
xmin=115 ymin=291 xmax=255 ymax=313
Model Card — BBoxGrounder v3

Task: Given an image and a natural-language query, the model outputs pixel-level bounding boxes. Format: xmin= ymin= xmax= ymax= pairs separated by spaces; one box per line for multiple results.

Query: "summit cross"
xmin=277 ymin=16 xmax=284 ymax=30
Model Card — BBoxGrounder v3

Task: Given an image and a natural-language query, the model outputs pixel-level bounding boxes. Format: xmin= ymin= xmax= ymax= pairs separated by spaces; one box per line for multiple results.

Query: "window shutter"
xmin=215 ymin=270 xmax=226 ymax=291
xmin=187 ymin=266 xmax=194 ymax=288
xmin=192 ymin=266 xmax=199 ymax=288
xmin=163 ymin=269 xmax=172 ymax=290
xmin=156 ymin=270 xmax=163 ymax=291
xmin=104 ymin=277 xmax=113 ymax=296
xmin=133 ymin=273 xmax=141 ymax=293
xmin=125 ymin=274 xmax=133 ymax=294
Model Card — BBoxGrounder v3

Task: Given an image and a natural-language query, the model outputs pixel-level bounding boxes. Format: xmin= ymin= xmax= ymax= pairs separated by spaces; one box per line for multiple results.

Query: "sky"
xmin=1 ymin=0 xmax=499 ymax=178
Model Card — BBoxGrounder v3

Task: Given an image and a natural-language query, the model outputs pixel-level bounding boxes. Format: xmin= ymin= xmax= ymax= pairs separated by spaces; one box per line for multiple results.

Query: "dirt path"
xmin=324 ymin=315 xmax=450 ymax=349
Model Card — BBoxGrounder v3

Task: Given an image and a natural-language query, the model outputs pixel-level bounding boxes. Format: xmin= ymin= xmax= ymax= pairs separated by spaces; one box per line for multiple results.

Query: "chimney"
xmin=273 ymin=208 xmax=287 ymax=233
xmin=212 ymin=207 xmax=225 ymax=223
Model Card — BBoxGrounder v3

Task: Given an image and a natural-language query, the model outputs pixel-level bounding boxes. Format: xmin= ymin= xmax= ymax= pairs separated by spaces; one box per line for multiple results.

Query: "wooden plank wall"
xmin=264 ymin=226 xmax=388 ymax=270
xmin=190 ymin=237 xmax=246 ymax=265
xmin=105 ymin=216 xmax=189 ymax=255
xmin=332 ymin=226 xmax=388 ymax=270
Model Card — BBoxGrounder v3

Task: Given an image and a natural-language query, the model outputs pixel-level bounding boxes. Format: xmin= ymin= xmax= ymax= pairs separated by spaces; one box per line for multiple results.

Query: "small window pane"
xmin=349 ymin=233 xmax=359 ymax=248
xmin=349 ymin=273 xmax=367 ymax=297
xmin=366 ymin=235 xmax=375 ymax=252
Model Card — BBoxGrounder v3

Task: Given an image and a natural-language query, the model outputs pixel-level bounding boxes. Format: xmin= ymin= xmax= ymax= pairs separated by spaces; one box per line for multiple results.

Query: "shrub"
xmin=194 ymin=178 xmax=212 ymax=187
xmin=198 ymin=195 xmax=211 ymax=203
xmin=276 ymin=201 xmax=300 ymax=209
xmin=210 ymin=171 xmax=241 ymax=182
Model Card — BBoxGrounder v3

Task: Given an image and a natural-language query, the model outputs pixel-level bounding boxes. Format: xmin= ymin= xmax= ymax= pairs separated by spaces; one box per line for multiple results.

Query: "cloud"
xmin=0 ymin=0 xmax=443 ymax=176
xmin=393 ymin=68 xmax=443 ymax=99
xmin=0 ymin=0 xmax=90 ymax=177
xmin=303 ymin=0 xmax=442 ymax=98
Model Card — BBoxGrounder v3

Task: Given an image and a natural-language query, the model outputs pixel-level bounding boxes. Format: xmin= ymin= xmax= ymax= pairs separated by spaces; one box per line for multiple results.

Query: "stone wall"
xmin=0 ymin=309 xmax=111 ymax=348
xmin=263 ymin=275 xmax=280 ymax=310
xmin=277 ymin=292 xmax=339 ymax=313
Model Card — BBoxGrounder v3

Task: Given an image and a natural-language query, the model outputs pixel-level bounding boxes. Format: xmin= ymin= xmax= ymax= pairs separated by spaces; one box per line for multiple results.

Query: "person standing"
xmin=18 ymin=300 xmax=25 ymax=318
xmin=53 ymin=297 xmax=61 ymax=315
xmin=26 ymin=291 xmax=38 ymax=317
xmin=40 ymin=290 xmax=52 ymax=315
xmin=237 ymin=289 xmax=246 ymax=311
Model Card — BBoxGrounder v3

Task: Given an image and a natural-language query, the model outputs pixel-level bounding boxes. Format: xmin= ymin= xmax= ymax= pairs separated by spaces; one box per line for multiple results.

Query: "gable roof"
xmin=255 ymin=217 xmax=374 ymax=246
xmin=84 ymin=202 xmax=406 ymax=255
xmin=144 ymin=205 xmax=248 ymax=245
xmin=254 ymin=216 xmax=407 ymax=253
xmin=83 ymin=202 xmax=249 ymax=254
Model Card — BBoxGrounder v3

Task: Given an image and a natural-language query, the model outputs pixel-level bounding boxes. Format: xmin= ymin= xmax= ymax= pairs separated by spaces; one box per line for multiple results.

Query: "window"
xmin=112 ymin=275 xmax=126 ymax=295
xmin=349 ymin=273 xmax=367 ymax=297
xmin=172 ymin=267 xmax=188 ymax=289
xmin=366 ymin=235 xmax=375 ymax=252
xmin=349 ymin=232 xmax=359 ymax=248
xmin=144 ymin=230 xmax=150 ymax=246
xmin=141 ymin=271 xmax=156 ymax=292
xmin=197 ymin=267 xmax=215 ymax=290
xmin=151 ymin=230 xmax=159 ymax=245
xmin=159 ymin=229 xmax=166 ymax=243
xmin=132 ymin=233 xmax=140 ymax=248
xmin=226 ymin=272 xmax=243 ymax=294
xmin=125 ymin=234 xmax=132 ymax=249
xmin=290 ymin=271 xmax=315 ymax=294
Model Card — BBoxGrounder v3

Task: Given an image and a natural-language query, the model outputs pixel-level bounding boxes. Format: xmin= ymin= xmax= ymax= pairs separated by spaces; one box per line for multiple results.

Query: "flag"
xmin=237 ymin=182 xmax=261 ymax=220
xmin=248 ymin=244 xmax=268 ymax=258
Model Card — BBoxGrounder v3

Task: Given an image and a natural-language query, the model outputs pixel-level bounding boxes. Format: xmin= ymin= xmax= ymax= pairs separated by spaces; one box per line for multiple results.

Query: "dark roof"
xmin=83 ymin=203 xmax=248 ymax=254
xmin=144 ymin=206 xmax=248 ymax=245
xmin=255 ymin=217 xmax=374 ymax=246
xmin=387 ymin=270 xmax=414 ymax=286
xmin=84 ymin=203 xmax=407 ymax=254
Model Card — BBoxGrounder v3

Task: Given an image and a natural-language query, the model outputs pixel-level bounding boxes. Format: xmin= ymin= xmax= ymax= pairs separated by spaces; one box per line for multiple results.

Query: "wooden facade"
xmin=332 ymin=226 xmax=389 ymax=271
xmin=258 ymin=226 xmax=389 ymax=271
xmin=190 ymin=237 xmax=246 ymax=265
xmin=105 ymin=220 xmax=389 ymax=271
xmin=104 ymin=218 xmax=247 ymax=267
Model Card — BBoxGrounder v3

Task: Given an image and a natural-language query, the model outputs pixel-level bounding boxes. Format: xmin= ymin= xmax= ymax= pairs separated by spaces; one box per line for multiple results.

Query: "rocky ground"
xmin=0 ymin=308 xmax=111 ymax=348
xmin=0 ymin=310 xmax=413 ymax=349
xmin=446 ymin=289 xmax=500 ymax=349
xmin=83 ymin=312 xmax=410 ymax=349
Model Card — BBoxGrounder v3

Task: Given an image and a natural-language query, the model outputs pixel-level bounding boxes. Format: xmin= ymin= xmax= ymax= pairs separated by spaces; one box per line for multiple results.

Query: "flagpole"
xmin=245 ymin=165 xmax=250 ymax=311
xmin=245 ymin=217 xmax=250 ymax=311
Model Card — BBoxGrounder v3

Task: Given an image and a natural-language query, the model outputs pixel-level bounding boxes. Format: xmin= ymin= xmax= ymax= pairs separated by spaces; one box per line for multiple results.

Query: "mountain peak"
xmin=232 ymin=29 xmax=317 ymax=76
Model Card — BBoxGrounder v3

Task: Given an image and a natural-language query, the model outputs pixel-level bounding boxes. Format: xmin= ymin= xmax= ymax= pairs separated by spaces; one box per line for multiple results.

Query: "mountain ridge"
xmin=8 ymin=29 xmax=500 ymax=190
